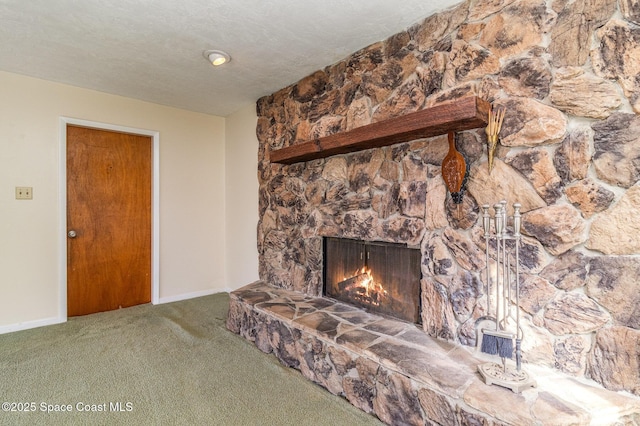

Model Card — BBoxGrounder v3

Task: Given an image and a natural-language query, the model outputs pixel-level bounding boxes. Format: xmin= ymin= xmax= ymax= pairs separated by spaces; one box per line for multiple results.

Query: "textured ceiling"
xmin=0 ymin=0 xmax=460 ymax=117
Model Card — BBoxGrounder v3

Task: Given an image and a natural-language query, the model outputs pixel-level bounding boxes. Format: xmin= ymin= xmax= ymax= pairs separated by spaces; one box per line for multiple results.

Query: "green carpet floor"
xmin=0 ymin=293 xmax=382 ymax=425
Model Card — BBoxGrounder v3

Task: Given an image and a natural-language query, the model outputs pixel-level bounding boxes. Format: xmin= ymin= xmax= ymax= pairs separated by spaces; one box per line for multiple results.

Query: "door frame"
xmin=59 ymin=117 xmax=160 ymax=320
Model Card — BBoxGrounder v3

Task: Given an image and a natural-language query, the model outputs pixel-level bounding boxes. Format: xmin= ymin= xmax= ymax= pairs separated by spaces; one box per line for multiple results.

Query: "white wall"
xmin=0 ymin=71 xmax=232 ymax=332
xmin=225 ymin=104 xmax=260 ymax=289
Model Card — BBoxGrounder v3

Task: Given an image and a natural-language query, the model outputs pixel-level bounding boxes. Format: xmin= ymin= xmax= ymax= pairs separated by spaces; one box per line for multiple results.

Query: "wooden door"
xmin=67 ymin=125 xmax=152 ymax=316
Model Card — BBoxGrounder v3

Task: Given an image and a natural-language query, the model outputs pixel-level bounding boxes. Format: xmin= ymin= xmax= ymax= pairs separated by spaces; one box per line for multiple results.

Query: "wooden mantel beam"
xmin=269 ymin=96 xmax=491 ymax=165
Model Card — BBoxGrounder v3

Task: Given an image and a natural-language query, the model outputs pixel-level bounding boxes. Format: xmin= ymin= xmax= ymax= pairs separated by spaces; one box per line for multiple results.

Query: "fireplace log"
xmin=337 ymin=273 xmax=372 ymax=294
xmin=270 ymin=96 xmax=490 ymax=164
xmin=336 ymin=272 xmax=390 ymax=307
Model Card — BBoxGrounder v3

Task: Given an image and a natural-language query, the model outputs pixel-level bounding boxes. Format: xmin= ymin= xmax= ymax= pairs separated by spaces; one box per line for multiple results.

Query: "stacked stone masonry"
xmin=228 ymin=282 xmax=640 ymax=425
xmin=254 ymin=0 xmax=640 ymax=404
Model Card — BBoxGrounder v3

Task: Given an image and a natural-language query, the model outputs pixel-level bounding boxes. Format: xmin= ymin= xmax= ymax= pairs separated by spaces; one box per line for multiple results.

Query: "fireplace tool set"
xmin=476 ymin=201 xmax=536 ymax=393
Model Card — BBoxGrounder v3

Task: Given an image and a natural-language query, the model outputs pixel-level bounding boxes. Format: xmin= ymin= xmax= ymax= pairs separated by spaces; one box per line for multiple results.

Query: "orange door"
xmin=66 ymin=125 xmax=152 ymax=316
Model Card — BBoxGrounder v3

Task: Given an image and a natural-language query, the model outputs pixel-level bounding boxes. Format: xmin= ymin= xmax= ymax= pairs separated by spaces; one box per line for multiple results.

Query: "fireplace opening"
xmin=323 ymin=237 xmax=422 ymax=323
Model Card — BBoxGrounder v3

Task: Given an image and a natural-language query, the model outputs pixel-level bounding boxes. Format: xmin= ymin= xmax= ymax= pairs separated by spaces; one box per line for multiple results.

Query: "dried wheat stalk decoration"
xmin=485 ymin=107 xmax=505 ymax=173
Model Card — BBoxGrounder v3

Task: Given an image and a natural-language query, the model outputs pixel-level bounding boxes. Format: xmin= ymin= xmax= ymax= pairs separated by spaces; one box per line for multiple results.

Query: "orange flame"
xmin=343 ymin=267 xmax=387 ymax=305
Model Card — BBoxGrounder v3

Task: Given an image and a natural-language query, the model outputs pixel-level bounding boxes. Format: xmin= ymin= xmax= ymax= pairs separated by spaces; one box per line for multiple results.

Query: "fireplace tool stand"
xmin=476 ymin=201 xmax=536 ymax=393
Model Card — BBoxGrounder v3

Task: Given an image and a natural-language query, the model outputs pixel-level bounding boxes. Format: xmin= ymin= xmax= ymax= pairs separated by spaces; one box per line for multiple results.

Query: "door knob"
xmin=68 ymin=230 xmax=77 ymax=238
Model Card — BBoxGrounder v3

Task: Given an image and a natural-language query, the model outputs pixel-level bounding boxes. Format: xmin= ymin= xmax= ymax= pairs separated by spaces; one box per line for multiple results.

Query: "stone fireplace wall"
xmin=255 ymin=0 xmax=640 ymax=396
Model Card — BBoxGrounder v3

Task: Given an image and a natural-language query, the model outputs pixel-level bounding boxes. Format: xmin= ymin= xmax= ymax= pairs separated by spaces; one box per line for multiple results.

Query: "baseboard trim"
xmin=0 ymin=316 xmax=66 ymax=335
xmin=1 ymin=290 xmax=227 ymax=334
xmin=156 ymin=289 xmax=219 ymax=305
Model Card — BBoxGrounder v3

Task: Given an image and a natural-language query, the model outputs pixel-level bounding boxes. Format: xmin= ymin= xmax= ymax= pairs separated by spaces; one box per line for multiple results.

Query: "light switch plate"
xmin=16 ymin=187 xmax=33 ymax=200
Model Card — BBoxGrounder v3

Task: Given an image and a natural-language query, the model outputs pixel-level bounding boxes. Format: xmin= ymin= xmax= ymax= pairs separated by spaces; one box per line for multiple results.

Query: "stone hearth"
xmin=228 ymin=282 xmax=640 ymax=425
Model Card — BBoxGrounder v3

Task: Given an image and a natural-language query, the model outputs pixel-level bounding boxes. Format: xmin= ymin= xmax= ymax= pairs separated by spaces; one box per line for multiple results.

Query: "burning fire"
xmin=341 ymin=267 xmax=388 ymax=306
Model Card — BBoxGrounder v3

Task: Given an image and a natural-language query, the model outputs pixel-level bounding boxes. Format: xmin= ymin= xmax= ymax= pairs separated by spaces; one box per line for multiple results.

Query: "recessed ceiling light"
xmin=203 ymin=50 xmax=230 ymax=66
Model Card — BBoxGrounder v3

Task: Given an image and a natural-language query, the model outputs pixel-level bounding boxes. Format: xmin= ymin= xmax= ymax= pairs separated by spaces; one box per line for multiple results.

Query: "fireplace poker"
xmin=513 ymin=203 xmax=523 ymax=371
xmin=482 ymin=205 xmax=491 ymax=318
